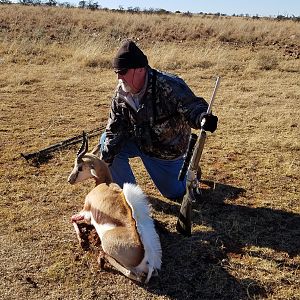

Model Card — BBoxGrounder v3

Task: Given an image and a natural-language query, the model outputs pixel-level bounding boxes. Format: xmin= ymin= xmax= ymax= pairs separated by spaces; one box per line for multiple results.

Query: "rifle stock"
xmin=176 ymin=77 xmax=220 ymax=236
xmin=176 ymin=190 xmax=192 ymax=236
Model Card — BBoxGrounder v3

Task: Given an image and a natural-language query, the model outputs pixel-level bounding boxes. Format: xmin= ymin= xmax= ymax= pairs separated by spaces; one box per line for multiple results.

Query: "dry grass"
xmin=0 ymin=5 xmax=299 ymax=300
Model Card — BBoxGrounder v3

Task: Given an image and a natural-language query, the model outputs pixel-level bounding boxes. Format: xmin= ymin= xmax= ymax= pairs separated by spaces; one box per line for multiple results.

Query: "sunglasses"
xmin=114 ymin=69 xmax=128 ymax=75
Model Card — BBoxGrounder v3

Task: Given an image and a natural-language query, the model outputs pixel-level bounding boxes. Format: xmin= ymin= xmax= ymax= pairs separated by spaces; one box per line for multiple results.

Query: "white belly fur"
xmin=91 ymin=215 xmax=116 ymax=240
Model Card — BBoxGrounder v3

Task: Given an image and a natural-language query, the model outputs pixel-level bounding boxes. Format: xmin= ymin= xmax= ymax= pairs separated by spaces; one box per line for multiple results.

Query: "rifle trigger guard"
xmin=186 ymin=169 xmax=197 ymax=182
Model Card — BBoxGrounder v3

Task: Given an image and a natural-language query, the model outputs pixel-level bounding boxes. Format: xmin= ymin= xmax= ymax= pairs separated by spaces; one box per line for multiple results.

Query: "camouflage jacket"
xmin=101 ymin=68 xmax=208 ymax=163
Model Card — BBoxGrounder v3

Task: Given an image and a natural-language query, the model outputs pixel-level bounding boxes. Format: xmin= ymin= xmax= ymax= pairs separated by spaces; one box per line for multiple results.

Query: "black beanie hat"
xmin=113 ymin=40 xmax=148 ymax=71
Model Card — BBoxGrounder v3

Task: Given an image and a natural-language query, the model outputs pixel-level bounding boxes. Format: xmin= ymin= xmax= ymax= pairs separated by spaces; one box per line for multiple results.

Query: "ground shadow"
xmin=198 ymin=181 xmax=299 ymax=257
xmin=20 ymin=152 xmax=54 ymax=167
xmin=144 ymin=218 xmax=266 ymax=300
xmin=150 ymin=181 xmax=300 ymax=257
xmin=144 ymin=181 xmax=299 ymax=299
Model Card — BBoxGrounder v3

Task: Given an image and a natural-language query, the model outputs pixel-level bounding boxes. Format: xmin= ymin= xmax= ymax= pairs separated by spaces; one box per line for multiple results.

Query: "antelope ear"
xmin=90 ymin=168 xmax=99 ymax=179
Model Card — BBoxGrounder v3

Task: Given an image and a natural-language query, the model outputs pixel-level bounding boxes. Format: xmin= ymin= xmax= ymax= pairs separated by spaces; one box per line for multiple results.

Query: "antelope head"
xmin=68 ymin=132 xmax=100 ymax=184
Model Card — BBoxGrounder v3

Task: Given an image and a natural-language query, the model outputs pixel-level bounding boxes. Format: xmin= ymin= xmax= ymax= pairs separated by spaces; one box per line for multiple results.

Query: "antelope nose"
xmin=67 ymin=173 xmax=76 ymax=184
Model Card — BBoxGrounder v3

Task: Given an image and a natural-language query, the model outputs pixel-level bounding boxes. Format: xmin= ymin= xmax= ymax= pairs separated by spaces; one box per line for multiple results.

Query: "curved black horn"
xmin=77 ymin=131 xmax=88 ymax=162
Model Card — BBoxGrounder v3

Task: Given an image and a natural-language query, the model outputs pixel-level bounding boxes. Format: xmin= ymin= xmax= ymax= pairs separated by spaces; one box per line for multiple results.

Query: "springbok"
xmin=68 ymin=132 xmax=162 ymax=283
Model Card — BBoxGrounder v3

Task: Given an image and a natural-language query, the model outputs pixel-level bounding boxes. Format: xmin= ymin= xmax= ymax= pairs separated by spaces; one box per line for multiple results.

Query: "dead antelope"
xmin=68 ymin=132 xmax=162 ymax=283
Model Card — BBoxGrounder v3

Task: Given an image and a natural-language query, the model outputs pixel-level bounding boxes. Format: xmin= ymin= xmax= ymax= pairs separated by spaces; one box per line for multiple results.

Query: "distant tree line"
xmin=0 ymin=0 xmax=69 ymax=6
xmin=0 ymin=0 xmax=75 ymax=7
xmin=1 ymin=0 xmax=299 ymax=21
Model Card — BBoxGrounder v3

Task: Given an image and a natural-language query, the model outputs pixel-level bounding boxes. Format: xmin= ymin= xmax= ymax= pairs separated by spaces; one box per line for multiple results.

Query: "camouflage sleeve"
xmin=157 ymin=73 xmax=208 ymax=129
xmin=101 ymin=96 xmax=130 ymax=164
xmin=171 ymin=78 xmax=208 ymax=129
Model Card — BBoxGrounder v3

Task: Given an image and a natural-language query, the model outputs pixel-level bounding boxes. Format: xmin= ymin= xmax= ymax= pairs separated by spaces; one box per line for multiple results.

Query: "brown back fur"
xmin=84 ymin=183 xmax=144 ymax=266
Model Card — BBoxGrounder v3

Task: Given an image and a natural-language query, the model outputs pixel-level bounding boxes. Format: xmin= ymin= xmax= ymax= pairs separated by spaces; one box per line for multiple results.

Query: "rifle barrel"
xmin=207 ymin=76 xmax=221 ymax=114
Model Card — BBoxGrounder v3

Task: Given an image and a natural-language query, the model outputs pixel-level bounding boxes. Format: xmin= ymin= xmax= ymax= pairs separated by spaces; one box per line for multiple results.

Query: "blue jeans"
xmin=100 ymin=133 xmax=186 ymax=199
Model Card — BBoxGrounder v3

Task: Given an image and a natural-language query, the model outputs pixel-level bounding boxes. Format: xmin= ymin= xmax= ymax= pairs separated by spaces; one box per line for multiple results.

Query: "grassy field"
xmin=0 ymin=5 xmax=299 ymax=300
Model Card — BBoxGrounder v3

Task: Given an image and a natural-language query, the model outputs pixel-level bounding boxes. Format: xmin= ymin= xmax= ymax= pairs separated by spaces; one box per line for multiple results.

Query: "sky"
xmin=69 ymin=0 xmax=300 ymax=17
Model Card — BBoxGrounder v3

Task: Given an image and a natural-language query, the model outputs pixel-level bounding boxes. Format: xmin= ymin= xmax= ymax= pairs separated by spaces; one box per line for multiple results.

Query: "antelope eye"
xmin=78 ymin=165 xmax=83 ymax=172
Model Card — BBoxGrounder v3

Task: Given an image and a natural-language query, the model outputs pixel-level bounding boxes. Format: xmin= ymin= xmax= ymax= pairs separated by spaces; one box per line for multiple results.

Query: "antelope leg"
xmin=104 ymin=255 xmax=145 ymax=283
xmin=72 ymin=222 xmax=82 ymax=244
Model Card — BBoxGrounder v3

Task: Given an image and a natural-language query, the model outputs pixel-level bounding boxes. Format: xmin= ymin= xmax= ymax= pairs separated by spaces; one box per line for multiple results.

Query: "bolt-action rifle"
xmin=176 ymin=77 xmax=221 ymax=236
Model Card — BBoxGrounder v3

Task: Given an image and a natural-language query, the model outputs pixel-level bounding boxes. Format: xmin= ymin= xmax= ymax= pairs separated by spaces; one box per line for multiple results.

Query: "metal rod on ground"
xmin=21 ymin=126 xmax=105 ymax=161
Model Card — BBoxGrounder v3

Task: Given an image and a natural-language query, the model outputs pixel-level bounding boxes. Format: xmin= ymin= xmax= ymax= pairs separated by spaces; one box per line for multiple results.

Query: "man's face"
xmin=118 ymin=76 xmax=133 ymax=93
xmin=116 ymin=68 xmax=146 ymax=94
